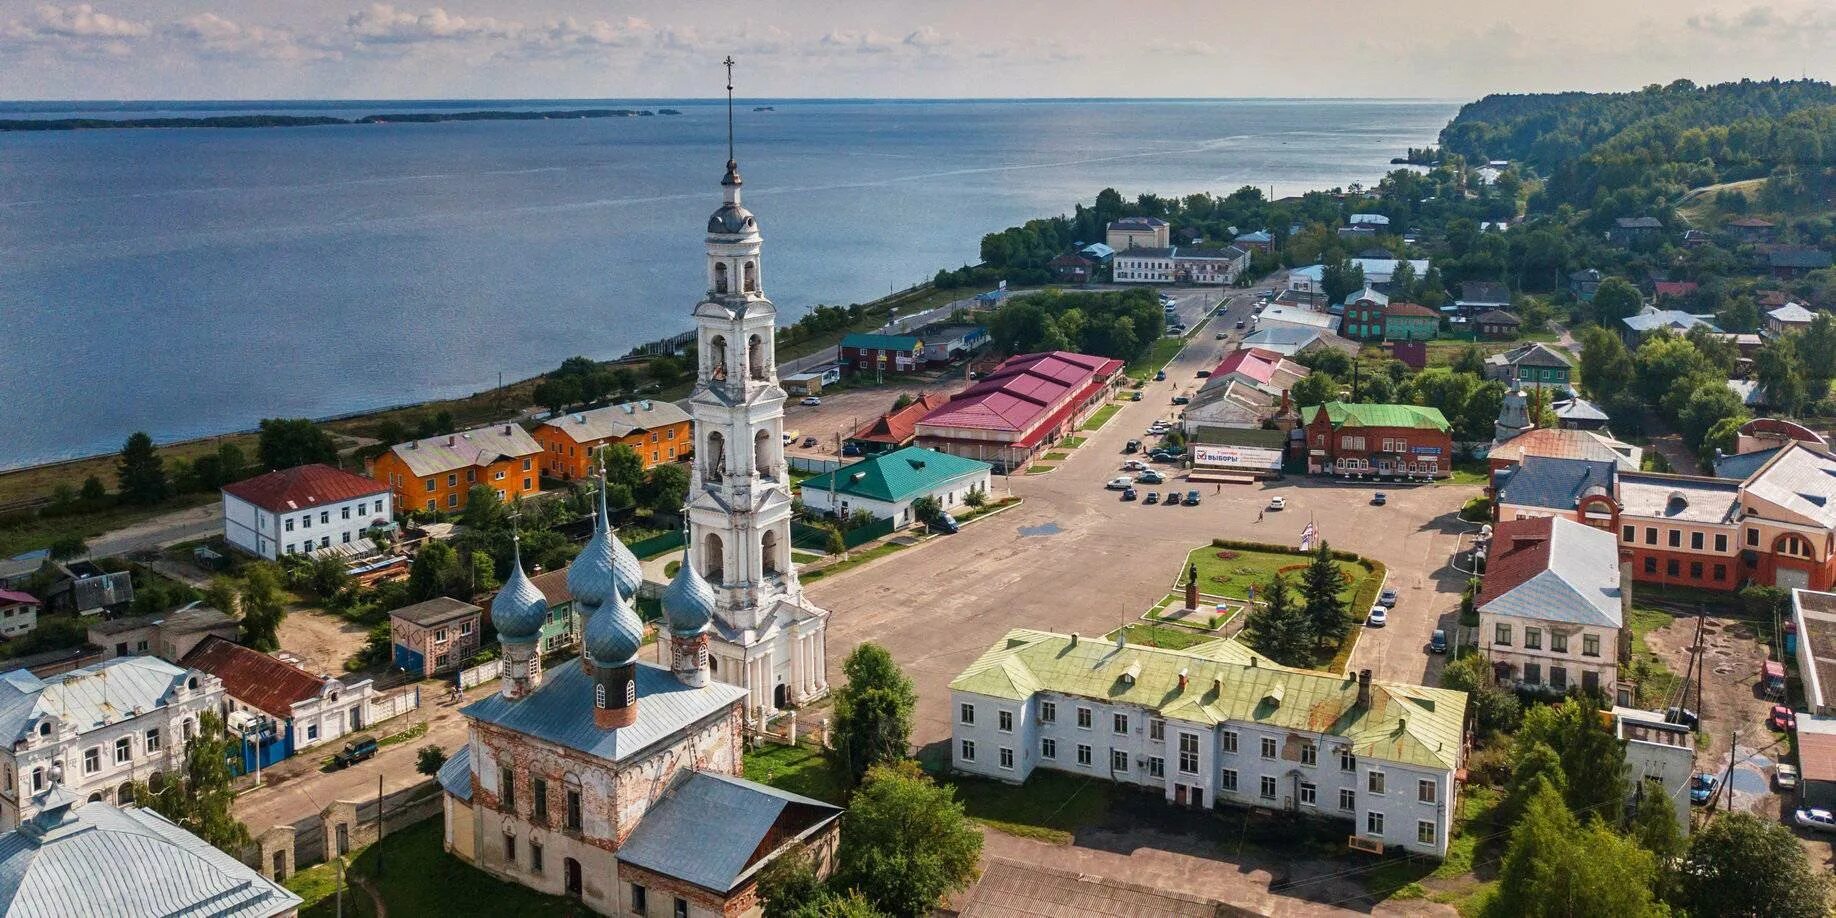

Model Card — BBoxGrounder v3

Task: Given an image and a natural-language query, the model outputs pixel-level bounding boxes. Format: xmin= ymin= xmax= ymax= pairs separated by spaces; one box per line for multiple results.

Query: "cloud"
xmin=819 ymin=29 xmax=898 ymax=54
xmin=903 ymin=27 xmax=949 ymax=52
xmin=0 ymin=4 xmax=149 ymax=54
xmin=1148 ymin=39 xmax=1215 ymax=57
xmin=346 ymin=4 xmax=520 ymax=44
xmin=166 ymin=13 xmax=339 ymax=62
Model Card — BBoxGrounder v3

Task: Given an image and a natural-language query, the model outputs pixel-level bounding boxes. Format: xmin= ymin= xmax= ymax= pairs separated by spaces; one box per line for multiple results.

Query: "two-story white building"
xmin=950 ymin=629 xmax=1468 ymax=857
xmin=0 ymin=590 xmax=39 ymax=639
xmin=222 ymin=463 xmax=393 ymax=561
xmin=1478 ymin=516 xmax=1629 ymax=702
xmin=1112 ymin=247 xmax=1177 ymax=285
xmin=0 ymin=656 xmax=225 ymax=829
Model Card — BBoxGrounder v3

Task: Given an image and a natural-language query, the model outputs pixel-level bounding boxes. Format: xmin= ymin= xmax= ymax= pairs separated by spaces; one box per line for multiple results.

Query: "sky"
xmin=3 ymin=0 xmax=1835 ymax=100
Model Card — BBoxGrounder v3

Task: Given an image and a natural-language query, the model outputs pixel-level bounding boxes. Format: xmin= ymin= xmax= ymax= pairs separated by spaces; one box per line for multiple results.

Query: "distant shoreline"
xmin=0 ymin=108 xmax=681 ymax=132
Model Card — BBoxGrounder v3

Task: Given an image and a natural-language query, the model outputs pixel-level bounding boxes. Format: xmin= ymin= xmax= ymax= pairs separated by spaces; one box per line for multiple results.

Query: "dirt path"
xmin=278 ymin=606 xmax=374 ymax=676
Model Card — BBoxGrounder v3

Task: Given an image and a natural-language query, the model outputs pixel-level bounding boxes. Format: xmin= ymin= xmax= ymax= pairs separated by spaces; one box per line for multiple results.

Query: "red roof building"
xmin=222 ymin=463 xmax=387 ymax=513
xmin=1653 ymin=280 xmax=1699 ymax=301
xmin=181 ymin=634 xmax=380 ymax=754
xmin=846 ymin=392 xmax=949 ymax=455
xmin=915 ymin=351 xmax=1123 ymax=471
xmin=220 ymin=464 xmax=394 ymax=561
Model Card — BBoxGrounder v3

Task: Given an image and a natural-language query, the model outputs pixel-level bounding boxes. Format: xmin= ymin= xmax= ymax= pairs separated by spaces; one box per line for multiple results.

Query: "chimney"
xmin=1069 ymin=632 xmax=1079 ymax=647
xmin=447 ymin=435 xmax=456 ymax=447
xmin=1357 ymin=669 xmax=1372 ymax=708
xmin=503 ymin=425 xmax=513 ymax=435
xmin=1211 ymin=676 xmax=1223 ymax=695
xmin=1279 ymin=388 xmax=1291 ymax=415
xmin=1177 ymin=668 xmax=1189 ymax=692
xmin=1249 ymin=656 xmax=1258 ymax=667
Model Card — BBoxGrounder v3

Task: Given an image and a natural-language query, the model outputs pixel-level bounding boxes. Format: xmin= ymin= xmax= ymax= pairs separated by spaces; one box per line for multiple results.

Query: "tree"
xmin=1590 ymin=277 xmax=1643 ymax=326
xmin=1517 ymin=698 xmax=1626 ymax=823
xmin=832 ymin=644 xmax=917 ymax=786
xmin=1499 ymin=741 xmax=1566 ymax=828
xmin=1484 ymin=780 xmax=1661 ymax=918
xmin=825 ymin=527 xmax=847 ymax=556
xmin=758 ymin=843 xmax=826 ymax=918
xmin=1754 ymin=335 xmax=1808 ymax=415
xmin=1297 ymin=542 xmax=1348 ymax=649
xmin=416 ymin=744 xmax=449 ymax=776
xmin=80 ymin=475 xmax=108 ymax=502
xmin=1677 ymin=382 xmax=1748 ymax=462
xmin=1578 ymin=326 xmax=1637 ymax=400
xmin=306 ymin=554 xmax=352 ymax=599
xmin=138 ymin=710 xmax=250 ymax=853
xmin=256 ymin=418 xmax=338 ymax=471
xmin=1802 ymin=312 xmax=1836 ymax=383
xmin=1452 ymin=346 xmax=1489 ymax=377
xmin=836 ymin=762 xmax=982 ymax=917
xmin=408 ymin=540 xmax=462 ymax=602
xmin=203 ymin=576 xmax=241 ymax=617
xmin=962 ymin=486 xmax=986 ymax=509
xmin=1682 ymin=812 xmax=1829 ymax=917
xmin=909 ymin=496 xmax=942 ymax=526
xmin=48 ymin=535 xmax=88 ymax=560
xmin=639 ymin=462 xmax=691 ymax=514
xmin=1627 ymin=778 xmax=1684 ymax=901
xmin=460 ymin=485 xmax=506 ymax=529
xmin=1291 ymin=372 xmax=1337 ymax=408
xmin=1246 ymin=574 xmax=1313 ymax=666
xmin=116 ymin=432 xmax=170 ymax=504
xmin=468 ymin=550 xmax=499 ymax=596
xmin=600 ymin=442 xmax=647 ymax=496
xmin=238 ymin=562 xmax=287 ymax=651
xmin=1439 ymin=654 xmax=1520 ymax=736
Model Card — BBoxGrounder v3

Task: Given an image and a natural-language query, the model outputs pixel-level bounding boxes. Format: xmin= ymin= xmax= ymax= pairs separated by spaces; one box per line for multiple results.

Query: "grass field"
xmin=287 ymin=819 xmax=590 ymax=918
xmin=1184 ymin=544 xmax=1366 ymax=604
xmin=942 ymin=769 xmax=1115 ymax=844
xmin=1126 ymin=335 xmax=1187 ymax=381
xmin=1108 ymin=622 xmax=1215 ymax=650
xmin=0 ymin=493 xmax=214 ymax=558
xmin=743 ymin=743 xmax=846 ymax=804
xmin=1080 ymin=404 xmax=1123 ymax=431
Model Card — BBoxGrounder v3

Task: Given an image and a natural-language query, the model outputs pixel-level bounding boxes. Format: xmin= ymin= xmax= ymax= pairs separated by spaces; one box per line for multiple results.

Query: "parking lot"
xmin=780 ymin=374 xmax=971 ymax=461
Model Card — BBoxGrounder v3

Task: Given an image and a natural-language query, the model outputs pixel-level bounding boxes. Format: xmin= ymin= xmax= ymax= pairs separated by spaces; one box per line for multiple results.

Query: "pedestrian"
xmin=1215 ymin=484 xmax=1221 ymax=494
xmin=1258 ymin=509 xmax=1264 ymax=522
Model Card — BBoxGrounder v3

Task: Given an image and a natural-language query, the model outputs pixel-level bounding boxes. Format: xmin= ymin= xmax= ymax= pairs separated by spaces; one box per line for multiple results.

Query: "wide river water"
xmin=0 ymin=98 xmax=1455 ymax=468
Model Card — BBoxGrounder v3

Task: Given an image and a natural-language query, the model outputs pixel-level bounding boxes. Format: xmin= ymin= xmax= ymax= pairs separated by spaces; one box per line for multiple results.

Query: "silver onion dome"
xmin=585 ymin=591 xmax=645 ymax=668
xmin=491 ymin=540 xmax=548 ymax=642
xmin=661 ymin=556 xmax=716 ymax=638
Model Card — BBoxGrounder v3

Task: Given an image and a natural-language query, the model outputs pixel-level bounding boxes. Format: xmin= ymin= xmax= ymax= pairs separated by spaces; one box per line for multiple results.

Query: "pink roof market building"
xmin=914 ymin=351 xmax=1123 ymax=472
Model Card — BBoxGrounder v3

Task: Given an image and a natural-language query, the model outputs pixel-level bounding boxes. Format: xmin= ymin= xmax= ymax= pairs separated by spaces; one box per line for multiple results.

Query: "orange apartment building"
xmin=371 ymin=423 xmax=544 ymax=513
xmin=531 ymin=399 xmax=694 ymax=480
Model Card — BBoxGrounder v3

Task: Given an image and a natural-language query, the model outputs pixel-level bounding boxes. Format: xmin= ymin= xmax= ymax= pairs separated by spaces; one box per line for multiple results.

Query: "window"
xmin=461 ymin=621 xmax=473 ymax=635
xmin=342 ymin=532 xmax=352 ymax=544
xmin=1340 ymin=751 xmax=1357 ymax=772
xmin=1550 ymin=632 xmax=1567 ymax=654
xmin=530 ymin=841 xmax=544 ymax=874
xmin=1220 ymin=768 xmax=1238 ymax=791
xmin=1524 ymin=628 xmax=1541 ymax=650
xmin=1747 ymin=527 xmax=1759 ymax=547
xmin=1645 ymin=527 xmax=1657 ymax=545
xmin=1113 ymin=713 xmax=1129 ymax=735
xmin=631 ymin=885 xmax=648 ymax=916
xmin=1039 ymin=700 xmax=1056 ymax=723
xmin=1644 ymin=557 xmax=1657 ymax=574
xmin=674 ymin=898 xmax=689 ymax=918
xmin=1149 ymin=756 xmax=1165 ymax=778
xmin=1041 ymin=738 xmax=1057 ymax=759
xmin=1494 ymin=624 xmax=1511 ymax=646
xmin=1000 ymin=748 xmax=1014 ymax=770
xmin=83 ymin=747 xmax=99 ymax=774
xmin=1299 ymin=741 xmax=1316 ymax=766
xmin=1418 ymin=821 xmax=1437 ymax=846
xmin=1550 ymin=667 xmax=1569 ymax=691
xmin=1259 ymin=776 xmax=1277 ymax=799
xmin=1668 ymin=529 xmax=1681 ymax=548
xmin=1076 ymin=744 xmax=1092 ymax=766
xmin=1524 ymin=662 xmax=1541 ymax=685
xmin=145 ymin=728 xmax=161 ymax=752
xmin=435 ymin=628 xmax=447 ymax=643
xmin=1300 ymin=782 xmax=1317 ymax=806
xmin=1667 ymin=559 xmax=1680 ymax=576
xmin=285 ymin=518 xmax=295 ymax=532
xmin=1368 ymin=771 xmax=1385 ymax=795
xmin=424 ymin=478 xmax=435 ymax=491
xmin=958 ymin=703 xmax=974 ymax=725
xmin=500 ymin=766 xmax=515 ymax=810
xmin=566 ymin=789 xmax=582 ymax=830
xmin=998 ymin=710 xmax=1013 ymax=733
xmin=1149 ymin=718 xmax=1165 ymax=741
xmin=1714 ymin=563 xmax=1727 ymax=581
xmin=31 ymin=768 xmax=43 ymax=793
xmin=959 ymin=739 xmax=976 ymax=762
xmin=448 ymin=494 xmax=458 ymax=508
xmin=448 ymin=473 xmax=458 ymax=487
xmin=1260 ymin=737 xmax=1276 ymax=759
xmin=1715 ymin=534 xmax=1728 ymax=552
xmin=1367 ymin=812 xmax=1385 ymax=836
xmin=1418 ymin=779 xmax=1437 ymax=803
xmin=1340 ymin=789 xmax=1356 ymax=811
xmin=115 ymin=736 xmax=131 ymax=764
xmin=1222 ymin=730 xmax=1238 ymax=754
xmin=306 ymin=724 xmax=318 ymax=741
xmin=1621 ymin=525 xmax=1634 ymax=542
xmin=1076 ymin=707 xmax=1092 ymax=729
xmin=533 ymin=778 xmax=548 ymax=823
xmin=1112 ymin=749 xmax=1129 ymax=773
xmin=1171 ymin=733 xmax=1198 ymax=774
xmin=1691 ymin=531 xmax=1704 ymax=550
xmin=504 ymin=832 xmax=516 ymax=864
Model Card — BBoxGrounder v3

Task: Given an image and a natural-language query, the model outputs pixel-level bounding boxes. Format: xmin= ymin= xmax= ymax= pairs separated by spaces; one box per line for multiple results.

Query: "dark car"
xmin=1690 ymin=773 xmax=1719 ymax=805
xmin=800 ymin=436 xmax=818 ymax=448
xmin=1235 ymin=320 xmax=1246 ymax=329
xmin=332 ymin=736 xmax=379 ymax=769
xmin=1131 ymin=391 xmax=1143 ymax=401
xmin=1372 ymin=492 xmax=1387 ymax=506
xmin=1429 ymin=629 xmax=1448 ymax=654
xmin=1196 ymin=370 xmax=1212 ymax=378
xmin=1125 ymin=439 xmax=1142 ymax=453
xmin=1184 ymin=490 xmax=1202 ymax=506
xmin=1154 ymin=370 xmax=1167 ymax=381
xmin=1666 ymin=707 xmax=1701 ymax=729
xmin=1171 ymin=395 xmax=1190 ymax=405
xmin=1121 ymin=487 xmax=1138 ymax=501
xmin=1143 ymin=491 xmax=1160 ymax=505
xmin=929 ymin=513 xmax=960 ymax=534
xmin=841 ymin=443 xmax=863 ymax=457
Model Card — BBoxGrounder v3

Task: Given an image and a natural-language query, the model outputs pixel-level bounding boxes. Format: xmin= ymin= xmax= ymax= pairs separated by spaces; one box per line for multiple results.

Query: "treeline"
xmin=986 ymin=288 xmax=1164 ymax=362
xmin=0 ymin=109 xmax=670 ymax=132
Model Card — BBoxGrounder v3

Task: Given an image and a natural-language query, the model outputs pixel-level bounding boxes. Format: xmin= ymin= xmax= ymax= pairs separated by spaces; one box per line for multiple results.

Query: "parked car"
xmin=929 ymin=513 xmax=960 ymax=534
xmin=1771 ymin=705 xmax=1798 ymax=732
xmin=1184 ymin=490 xmax=1202 ymax=506
xmin=1217 ymin=332 xmax=1229 ymax=340
xmin=1372 ymin=492 xmax=1387 ymax=506
xmin=1164 ymin=494 xmax=1182 ymax=508
xmin=1143 ymin=491 xmax=1161 ymax=505
xmin=1777 ymin=763 xmax=1801 ymax=791
xmin=1154 ymin=370 xmax=1167 ymax=381
xmin=1267 ymin=496 xmax=1287 ymax=511
xmin=800 ymin=436 xmax=818 ymax=448
xmin=1367 ymin=606 xmax=1387 ymax=627
xmin=800 ymin=396 xmax=822 ymax=406
xmin=1121 ymin=487 xmax=1138 ymax=501
xmin=1171 ymin=395 xmax=1190 ymax=405
xmin=1105 ymin=477 xmax=1134 ymax=490
xmin=1125 ymin=439 xmax=1142 ymax=454
xmin=1137 ymin=470 xmax=1166 ymax=485
xmin=1196 ymin=370 xmax=1212 ymax=378
xmin=1667 ymin=707 xmax=1701 ymax=729
xmin=1378 ymin=587 xmax=1398 ymax=607
xmin=1123 ymin=459 xmax=1149 ymax=471
xmin=1235 ymin=320 xmax=1246 ymax=329
xmin=841 ymin=443 xmax=863 ymax=457
xmin=1689 ymin=773 xmax=1719 ymax=805
xmin=1428 ymin=629 xmax=1448 ymax=653
xmin=1796 ymin=808 xmax=1836 ymax=833
xmin=1131 ymin=391 xmax=1143 ymax=402
xmin=333 ymin=736 xmax=379 ymax=769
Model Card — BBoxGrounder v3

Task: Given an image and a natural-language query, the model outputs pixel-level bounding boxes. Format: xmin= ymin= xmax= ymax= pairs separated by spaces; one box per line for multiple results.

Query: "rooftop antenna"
xmin=723 ymin=55 xmax=736 ymax=168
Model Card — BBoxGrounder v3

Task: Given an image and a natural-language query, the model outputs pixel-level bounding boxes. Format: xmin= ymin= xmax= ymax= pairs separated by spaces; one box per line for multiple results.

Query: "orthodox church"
xmin=438 ymin=80 xmax=841 ymax=917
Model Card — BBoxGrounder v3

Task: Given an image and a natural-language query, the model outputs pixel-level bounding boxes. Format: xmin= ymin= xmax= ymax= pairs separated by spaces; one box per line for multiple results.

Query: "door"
xmin=773 ymin=682 xmax=789 ymax=710
xmin=1777 ymin=567 xmax=1811 ymax=590
xmin=564 ymin=858 xmax=582 ymax=897
xmin=1174 ymin=784 xmax=1187 ymax=806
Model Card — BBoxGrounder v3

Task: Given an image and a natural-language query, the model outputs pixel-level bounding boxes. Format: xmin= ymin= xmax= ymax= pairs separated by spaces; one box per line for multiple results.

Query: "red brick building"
xmin=1299 ymin=402 xmax=1453 ymax=479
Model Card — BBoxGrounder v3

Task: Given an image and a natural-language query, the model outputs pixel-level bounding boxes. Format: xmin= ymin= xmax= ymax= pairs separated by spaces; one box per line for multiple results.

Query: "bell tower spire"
xmin=724 ymin=55 xmax=736 ymax=170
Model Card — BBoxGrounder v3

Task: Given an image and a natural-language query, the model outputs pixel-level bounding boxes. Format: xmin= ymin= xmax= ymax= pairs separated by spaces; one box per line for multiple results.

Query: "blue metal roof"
xmin=1497 ymin=456 xmax=1618 ymax=511
xmin=616 ymin=771 xmax=839 ymax=893
xmin=462 ymin=661 xmax=745 ymax=763
xmin=1714 ymin=447 xmax=1781 ymax=481
xmin=438 ymin=743 xmax=473 ymax=802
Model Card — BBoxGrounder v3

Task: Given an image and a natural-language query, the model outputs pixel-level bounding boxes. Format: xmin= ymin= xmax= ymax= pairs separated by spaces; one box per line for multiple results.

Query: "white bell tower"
xmin=685 ymin=57 xmax=829 ymax=718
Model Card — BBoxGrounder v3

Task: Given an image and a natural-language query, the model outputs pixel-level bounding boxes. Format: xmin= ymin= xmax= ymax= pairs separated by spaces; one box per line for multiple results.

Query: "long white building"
xmin=221 ymin=463 xmax=393 ymax=560
xmin=951 ymin=629 xmax=1467 ymax=857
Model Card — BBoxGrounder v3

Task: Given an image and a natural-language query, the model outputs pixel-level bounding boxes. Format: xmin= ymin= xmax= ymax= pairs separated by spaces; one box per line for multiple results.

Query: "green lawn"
xmin=289 ymin=819 xmax=591 ymax=918
xmin=1024 ymin=465 xmax=1057 ymax=475
xmin=1126 ymin=335 xmax=1186 ymax=380
xmin=1057 ymin=435 xmax=1087 ymax=449
xmin=1185 ymin=544 xmax=1366 ymax=604
xmin=1080 ymin=404 xmax=1123 ymax=431
xmin=1626 ymin=606 xmax=1683 ymax=708
xmin=799 ymin=542 xmax=907 ymax=582
xmin=1108 ymin=622 xmax=1213 ymax=650
xmin=942 ymin=769 xmax=1115 ymax=844
xmin=743 ymin=743 xmax=846 ymax=804
xmin=1042 ymin=451 xmax=1070 ymax=462
xmin=1442 ymin=461 xmax=1490 ymax=486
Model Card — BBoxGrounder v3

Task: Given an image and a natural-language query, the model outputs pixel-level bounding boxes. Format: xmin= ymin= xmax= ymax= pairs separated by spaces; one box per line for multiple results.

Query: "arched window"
xmin=117 ymin=781 xmax=134 ymax=804
xmin=705 ymin=431 xmax=726 ymax=482
xmin=713 ymin=261 xmax=729 ymax=295
xmin=754 ymin=430 xmax=772 ymax=479
xmin=708 ymin=335 xmax=728 ymax=381
xmin=703 ymin=533 xmax=725 ymax=582
xmin=743 ymin=260 xmax=758 ymax=293
xmin=762 ymin=529 xmax=781 ymax=576
xmin=1780 ymin=534 xmax=1815 ymax=558
xmin=748 ymin=334 xmax=767 ymax=380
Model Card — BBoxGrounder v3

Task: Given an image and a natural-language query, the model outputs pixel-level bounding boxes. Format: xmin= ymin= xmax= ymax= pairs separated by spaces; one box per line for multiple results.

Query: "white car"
xmin=1267 ymin=496 xmax=1287 ymax=511
xmin=800 ymin=396 xmax=821 ymax=406
xmin=1122 ymin=460 xmax=1150 ymax=472
xmin=1796 ymin=808 xmax=1836 ymax=833
xmin=1777 ymin=763 xmax=1801 ymax=791
xmin=1367 ymin=606 xmax=1387 ymax=627
xmin=1105 ymin=477 xmax=1135 ymax=490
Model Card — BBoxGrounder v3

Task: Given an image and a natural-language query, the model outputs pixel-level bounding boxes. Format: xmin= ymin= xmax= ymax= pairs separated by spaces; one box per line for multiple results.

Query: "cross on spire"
xmin=723 ymin=56 xmax=736 ymax=167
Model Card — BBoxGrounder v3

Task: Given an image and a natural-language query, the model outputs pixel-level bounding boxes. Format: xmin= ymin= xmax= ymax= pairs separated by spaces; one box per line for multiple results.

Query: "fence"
xmin=791 ymin=515 xmax=897 ymax=552
xmin=457 ymin=659 xmax=502 ymax=690
xmin=626 ymin=530 xmax=685 ymax=560
xmin=366 ymin=685 xmax=421 ymax=723
xmin=789 ymin=455 xmax=843 ymax=475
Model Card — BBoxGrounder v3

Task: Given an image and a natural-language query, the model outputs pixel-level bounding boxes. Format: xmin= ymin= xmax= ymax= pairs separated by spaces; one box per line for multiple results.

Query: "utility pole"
xmin=375 ymin=773 xmax=386 ymax=879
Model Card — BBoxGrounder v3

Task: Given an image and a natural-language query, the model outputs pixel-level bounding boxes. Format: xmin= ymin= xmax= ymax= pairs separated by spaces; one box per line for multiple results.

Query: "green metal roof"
xmin=800 ymin=446 xmax=990 ymax=503
xmin=840 ymin=333 xmax=923 ymax=351
xmin=951 ymin=629 xmax=1468 ymax=771
xmin=1301 ymin=401 xmax=1451 ymax=432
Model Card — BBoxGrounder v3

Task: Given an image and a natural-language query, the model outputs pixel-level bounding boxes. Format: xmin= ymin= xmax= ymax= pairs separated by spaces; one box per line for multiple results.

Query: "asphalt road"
xmin=88 ymin=501 xmax=224 ymax=559
xmin=805 ymin=282 xmax=1480 ymax=751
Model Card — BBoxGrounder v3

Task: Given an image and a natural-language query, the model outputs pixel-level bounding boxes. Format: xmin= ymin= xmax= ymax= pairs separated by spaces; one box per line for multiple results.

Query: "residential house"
xmin=1455 ymin=282 xmax=1510 ymax=316
xmin=918 ymin=325 xmax=988 ymax=365
xmin=1727 ymin=217 xmax=1776 ymax=244
xmin=0 ymin=591 xmax=38 ymax=640
xmin=780 ymin=366 xmax=840 ymax=397
xmin=1299 ymin=402 xmax=1453 ymax=479
xmin=915 ymin=351 xmax=1123 ymax=471
xmin=838 ymin=332 xmax=924 ymax=375
xmin=1232 ymin=230 xmax=1274 ymax=253
xmin=1112 ymin=247 xmax=1177 ymax=285
xmin=950 ymin=629 xmax=1467 ymax=857
xmin=527 ymin=568 xmax=581 ymax=656
xmin=1255 ymin=303 xmax=1340 ymax=334
xmin=390 ymin=597 xmax=483 ymax=677
xmin=799 ymin=446 xmax=993 ymax=527
xmin=1652 ymin=280 xmax=1698 ymax=302
xmin=41 ymin=561 xmax=133 ymax=618
xmin=1341 ymin=287 xmax=1389 ymax=341
xmin=1608 ymin=216 xmax=1663 ymax=246
xmin=371 ymin=423 xmax=543 ymax=515
xmin=222 ymin=464 xmax=392 ymax=561
xmin=1730 ymin=443 xmax=1836 ymax=590
xmin=1182 ymin=349 xmax=1307 ymax=435
xmin=1551 ymin=396 xmax=1612 ymax=431
xmin=1382 ymin=302 xmax=1440 ymax=342
xmin=1621 ymin=308 xmax=1720 ymax=349
xmin=1240 ymin=325 xmax=1358 ymax=359
xmin=0 ymin=656 xmax=226 ymax=830
xmin=1079 ymin=242 xmax=1116 ymax=263
xmin=1347 ymin=257 xmax=1430 ymax=291
xmin=1477 ymin=517 xmax=1628 ymax=701
xmin=1048 ymin=251 xmax=1095 ymax=285
xmin=181 ymin=635 xmax=379 ymax=772
xmin=1174 ymin=246 xmax=1251 ymax=286
xmin=1765 ymin=302 xmax=1818 ymax=338
xmin=1474 ymin=310 xmax=1522 ymax=340
xmin=87 ymin=603 xmax=240 ymax=662
xmin=1287 ymin=264 xmax=1324 ymax=294
xmin=1106 ymin=217 xmax=1170 ymax=251
xmin=1762 ymin=245 xmax=1833 ymax=279
xmin=0 ymin=556 xmax=41 ymax=591
xmin=845 ymin=392 xmax=948 ymax=456
xmin=1482 ymin=343 xmax=1573 ymax=390
xmin=533 ymin=400 xmax=692 ymax=480
xmin=0 ymin=795 xmax=301 ymax=916
xmin=1494 ymin=457 xmax=1620 ymax=524
xmin=1680 ymin=229 xmax=1711 ymax=248
xmin=1569 ymin=269 xmax=1603 ymax=302
xmin=1614 ymin=707 xmax=1696 ymax=833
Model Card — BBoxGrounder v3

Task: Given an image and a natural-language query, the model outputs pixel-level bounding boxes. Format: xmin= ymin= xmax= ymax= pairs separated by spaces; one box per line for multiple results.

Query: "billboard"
xmin=1193 ymin=444 xmax=1284 ymax=471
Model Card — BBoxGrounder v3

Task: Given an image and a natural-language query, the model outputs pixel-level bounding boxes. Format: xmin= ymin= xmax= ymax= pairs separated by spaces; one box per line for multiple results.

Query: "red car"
xmin=1770 ymin=705 xmax=1797 ymax=732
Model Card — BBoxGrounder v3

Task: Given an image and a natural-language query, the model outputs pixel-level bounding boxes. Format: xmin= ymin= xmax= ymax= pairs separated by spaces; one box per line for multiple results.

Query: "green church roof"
xmin=801 ymin=446 xmax=990 ymax=503
xmin=1302 ymin=401 xmax=1451 ymax=431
